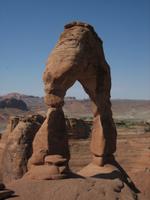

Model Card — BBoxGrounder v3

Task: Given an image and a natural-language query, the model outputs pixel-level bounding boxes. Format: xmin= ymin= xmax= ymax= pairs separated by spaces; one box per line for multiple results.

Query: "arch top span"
xmin=64 ymin=21 xmax=103 ymax=44
xmin=64 ymin=21 xmax=95 ymax=32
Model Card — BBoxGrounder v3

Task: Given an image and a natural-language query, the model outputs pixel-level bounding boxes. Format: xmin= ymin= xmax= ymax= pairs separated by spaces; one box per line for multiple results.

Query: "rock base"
xmin=77 ymin=163 xmax=120 ymax=177
xmin=7 ymin=177 xmax=138 ymax=200
xmin=24 ymin=165 xmax=68 ymax=180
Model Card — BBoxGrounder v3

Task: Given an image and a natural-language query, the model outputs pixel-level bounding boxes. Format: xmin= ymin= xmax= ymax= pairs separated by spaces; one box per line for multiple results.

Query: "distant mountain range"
xmin=0 ymin=93 xmax=150 ymax=128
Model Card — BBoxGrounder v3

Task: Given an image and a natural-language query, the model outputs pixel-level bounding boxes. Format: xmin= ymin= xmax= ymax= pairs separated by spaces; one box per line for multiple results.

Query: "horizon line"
xmin=0 ymin=92 xmax=150 ymax=101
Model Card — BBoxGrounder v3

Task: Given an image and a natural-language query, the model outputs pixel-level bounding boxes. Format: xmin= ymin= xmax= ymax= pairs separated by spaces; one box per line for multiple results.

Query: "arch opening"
xmin=64 ymin=81 xmax=93 ymax=172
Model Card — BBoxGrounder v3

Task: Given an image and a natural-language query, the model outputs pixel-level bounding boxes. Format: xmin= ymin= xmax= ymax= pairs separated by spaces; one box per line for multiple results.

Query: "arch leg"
xmin=78 ymin=65 xmax=117 ymax=168
xmin=26 ymin=62 xmax=79 ymax=180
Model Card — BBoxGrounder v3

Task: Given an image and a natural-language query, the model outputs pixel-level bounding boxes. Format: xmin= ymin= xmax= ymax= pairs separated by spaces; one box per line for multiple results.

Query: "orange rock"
xmin=24 ymin=165 xmax=66 ymax=180
xmin=28 ymin=21 xmax=117 ymax=179
xmin=0 ymin=115 xmax=44 ymax=183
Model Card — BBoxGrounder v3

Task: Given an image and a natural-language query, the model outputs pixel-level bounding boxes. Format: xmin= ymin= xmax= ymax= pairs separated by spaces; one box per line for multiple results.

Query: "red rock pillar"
xmin=90 ymin=99 xmax=117 ymax=166
xmin=77 ymin=62 xmax=117 ymax=177
xmin=78 ymin=57 xmax=117 ymax=167
xmin=27 ymin=93 xmax=71 ymax=179
xmin=26 ymin=107 xmax=70 ymax=179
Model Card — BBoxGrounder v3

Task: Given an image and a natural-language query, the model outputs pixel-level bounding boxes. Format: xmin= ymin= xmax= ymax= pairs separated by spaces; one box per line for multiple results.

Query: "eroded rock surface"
xmin=28 ymin=21 xmax=117 ymax=179
xmin=6 ymin=177 xmax=137 ymax=200
xmin=0 ymin=115 xmax=45 ymax=183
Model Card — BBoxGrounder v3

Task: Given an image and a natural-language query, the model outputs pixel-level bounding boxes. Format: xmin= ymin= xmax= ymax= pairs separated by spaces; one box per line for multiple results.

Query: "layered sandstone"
xmin=27 ymin=21 xmax=117 ymax=179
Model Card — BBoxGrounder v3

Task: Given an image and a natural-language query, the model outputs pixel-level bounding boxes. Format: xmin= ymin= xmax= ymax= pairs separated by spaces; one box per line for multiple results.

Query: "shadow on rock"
xmin=68 ymin=171 xmax=85 ymax=179
xmin=113 ymin=160 xmax=140 ymax=194
xmin=92 ymin=160 xmax=140 ymax=194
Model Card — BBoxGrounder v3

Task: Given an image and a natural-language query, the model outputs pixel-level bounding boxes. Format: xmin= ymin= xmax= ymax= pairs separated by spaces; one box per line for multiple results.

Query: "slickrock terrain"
xmin=6 ymin=177 xmax=138 ymax=200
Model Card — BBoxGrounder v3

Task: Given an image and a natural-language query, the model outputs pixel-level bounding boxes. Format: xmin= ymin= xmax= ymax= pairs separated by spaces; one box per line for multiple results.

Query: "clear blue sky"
xmin=0 ymin=0 xmax=150 ymax=99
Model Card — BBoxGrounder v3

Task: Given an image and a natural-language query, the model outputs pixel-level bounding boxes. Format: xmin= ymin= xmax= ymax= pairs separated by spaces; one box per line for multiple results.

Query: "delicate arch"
xmin=27 ymin=22 xmax=117 ymax=180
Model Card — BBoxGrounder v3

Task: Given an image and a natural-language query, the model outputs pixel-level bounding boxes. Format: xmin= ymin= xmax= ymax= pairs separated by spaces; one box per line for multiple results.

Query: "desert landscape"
xmin=0 ymin=0 xmax=150 ymax=197
xmin=0 ymin=92 xmax=150 ymax=199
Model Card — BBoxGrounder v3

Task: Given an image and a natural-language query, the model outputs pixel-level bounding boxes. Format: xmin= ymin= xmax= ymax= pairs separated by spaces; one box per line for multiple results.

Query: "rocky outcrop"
xmin=0 ymin=116 xmax=21 ymax=170
xmin=0 ymin=98 xmax=28 ymax=111
xmin=0 ymin=114 xmax=45 ymax=183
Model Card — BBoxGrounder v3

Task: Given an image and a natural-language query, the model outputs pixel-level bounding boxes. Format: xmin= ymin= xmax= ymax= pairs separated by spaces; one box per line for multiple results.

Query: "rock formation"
xmin=0 ymin=98 xmax=28 ymax=111
xmin=27 ymin=21 xmax=117 ymax=180
xmin=0 ymin=22 xmax=142 ymax=200
xmin=0 ymin=115 xmax=45 ymax=183
xmin=0 ymin=114 xmax=91 ymax=183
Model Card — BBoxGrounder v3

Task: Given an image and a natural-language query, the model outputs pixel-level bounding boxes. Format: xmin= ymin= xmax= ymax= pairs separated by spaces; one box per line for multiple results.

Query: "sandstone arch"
xmin=26 ymin=22 xmax=117 ymax=180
